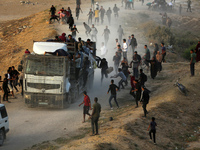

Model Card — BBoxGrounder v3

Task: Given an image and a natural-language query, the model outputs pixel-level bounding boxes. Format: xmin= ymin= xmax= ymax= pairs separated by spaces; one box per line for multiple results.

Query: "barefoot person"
xmin=79 ymin=91 xmax=91 ymax=123
xmin=91 ymin=97 xmax=101 ymax=136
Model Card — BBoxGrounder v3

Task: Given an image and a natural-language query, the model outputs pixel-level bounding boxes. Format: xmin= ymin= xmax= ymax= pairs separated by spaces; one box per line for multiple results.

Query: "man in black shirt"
xmin=140 ymin=86 xmax=150 ymax=117
xmin=11 ymin=66 xmax=19 ymax=92
xmin=50 ymin=5 xmax=56 ymax=16
xmin=99 ymin=58 xmax=108 ymax=84
xmin=139 ymin=69 xmax=147 ymax=87
xmin=107 ymin=80 xmax=119 ymax=109
xmin=71 ymin=24 xmax=79 ymax=39
xmin=132 ymin=80 xmax=141 ymax=108
xmin=129 ymin=34 xmax=137 ymax=55
xmin=2 ymin=74 xmax=10 ymax=102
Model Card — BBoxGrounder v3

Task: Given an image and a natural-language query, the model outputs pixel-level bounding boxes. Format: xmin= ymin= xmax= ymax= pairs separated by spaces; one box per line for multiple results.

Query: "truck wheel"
xmin=0 ymin=129 xmax=5 ymax=146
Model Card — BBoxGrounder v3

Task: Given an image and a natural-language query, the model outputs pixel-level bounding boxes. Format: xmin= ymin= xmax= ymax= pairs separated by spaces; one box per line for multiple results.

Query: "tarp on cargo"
xmin=33 ymin=42 xmax=68 ymax=55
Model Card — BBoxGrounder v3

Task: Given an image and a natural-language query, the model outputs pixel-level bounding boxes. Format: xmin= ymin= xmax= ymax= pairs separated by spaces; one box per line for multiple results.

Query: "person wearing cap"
xmin=71 ymin=24 xmax=79 ymax=39
xmin=59 ymin=33 xmax=66 ymax=42
xmin=129 ymin=34 xmax=137 ymax=55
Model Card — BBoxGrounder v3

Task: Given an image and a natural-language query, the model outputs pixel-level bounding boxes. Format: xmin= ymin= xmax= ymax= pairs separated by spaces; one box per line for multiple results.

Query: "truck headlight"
xmin=25 ymin=94 xmax=31 ymax=99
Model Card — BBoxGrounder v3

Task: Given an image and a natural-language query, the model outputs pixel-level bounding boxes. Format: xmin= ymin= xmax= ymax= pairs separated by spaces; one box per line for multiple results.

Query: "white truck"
xmin=20 ymin=41 xmax=96 ymax=108
xmin=0 ymin=104 xmax=9 ymax=146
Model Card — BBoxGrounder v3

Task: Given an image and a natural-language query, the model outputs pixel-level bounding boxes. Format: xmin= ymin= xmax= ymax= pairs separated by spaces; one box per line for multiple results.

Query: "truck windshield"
xmin=25 ymin=57 xmax=64 ymax=76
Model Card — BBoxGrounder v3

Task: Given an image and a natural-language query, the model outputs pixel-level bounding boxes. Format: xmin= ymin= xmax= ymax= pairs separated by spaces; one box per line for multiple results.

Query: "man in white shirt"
xmin=100 ymin=42 xmax=107 ymax=57
xmin=122 ymin=39 xmax=128 ymax=60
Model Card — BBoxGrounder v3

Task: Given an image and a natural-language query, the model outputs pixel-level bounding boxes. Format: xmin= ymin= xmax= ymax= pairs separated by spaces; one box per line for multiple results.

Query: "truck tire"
xmin=0 ymin=129 xmax=5 ymax=146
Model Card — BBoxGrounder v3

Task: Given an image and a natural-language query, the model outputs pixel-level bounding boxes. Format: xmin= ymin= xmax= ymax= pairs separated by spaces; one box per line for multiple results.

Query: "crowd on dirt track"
xmin=1 ymin=0 xmax=200 ymax=145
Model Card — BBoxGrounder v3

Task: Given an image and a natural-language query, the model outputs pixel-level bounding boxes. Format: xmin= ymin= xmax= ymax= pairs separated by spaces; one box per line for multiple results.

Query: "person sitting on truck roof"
xmin=73 ymin=53 xmax=82 ymax=80
xmin=59 ymin=33 xmax=66 ymax=42
xmin=44 ymin=49 xmax=69 ymax=56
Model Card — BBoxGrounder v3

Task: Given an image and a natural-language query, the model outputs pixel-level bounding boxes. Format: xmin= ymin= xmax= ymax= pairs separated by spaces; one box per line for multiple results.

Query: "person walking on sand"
xmin=79 ymin=91 xmax=91 ymax=123
xmin=99 ymin=6 xmax=106 ymax=24
xmin=140 ymin=86 xmax=150 ymax=117
xmin=161 ymin=43 xmax=166 ymax=63
xmin=190 ymin=49 xmax=196 ymax=76
xmin=94 ymin=8 xmax=100 ymax=25
xmin=107 ymin=80 xmax=120 ymax=109
xmin=106 ymin=7 xmax=112 ymax=25
xmin=99 ymin=58 xmax=108 ymax=84
xmin=147 ymin=117 xmax=157 ymax=145
xmin=143 ymin=45 xmax=150 ymax=70
xmin=2 ymin=74 xmax=10 ymax=103
xmin=75 ymin=5 xmax=83 ymax=20
xmin=102 ymin=26 xmax=110 ymax=46
xmin=87 ymin=8 xmax=94 ymax=24
xmin=122 ymin=39 xmax=128 ymax=60
xmin=117 ymin=25 xmax=124 ymax=44
xmin=113 ymin=4 xmax=120 ymax=18
xmin=129 ymin=34 xmax=137 ymax=55
xmin=187 ymin=0 xmax=192 ymax=12
xmin=90 ymin=97 xmax=101 ymax=136
xmin=131 ymin=79 xmax=141 ymax=108
xmin=113 ymin=52 xmax=121 ymax=74
xmin=156 ymin=51 xmax=162 ymax=72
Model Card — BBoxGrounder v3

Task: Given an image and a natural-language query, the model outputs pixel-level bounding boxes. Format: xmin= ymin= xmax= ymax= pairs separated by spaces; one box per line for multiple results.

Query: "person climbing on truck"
xmin=44 ymin=49 xmax=69 ymax=56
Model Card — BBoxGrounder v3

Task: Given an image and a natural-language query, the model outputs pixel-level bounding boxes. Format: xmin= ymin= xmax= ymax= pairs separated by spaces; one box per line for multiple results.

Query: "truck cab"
xmin=0 ymin=104 xmax=9 ymax=146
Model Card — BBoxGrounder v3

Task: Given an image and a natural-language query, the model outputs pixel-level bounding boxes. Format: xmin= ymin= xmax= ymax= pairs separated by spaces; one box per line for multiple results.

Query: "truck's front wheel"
xmin=0 ymin=129 xmax=5 ymax=146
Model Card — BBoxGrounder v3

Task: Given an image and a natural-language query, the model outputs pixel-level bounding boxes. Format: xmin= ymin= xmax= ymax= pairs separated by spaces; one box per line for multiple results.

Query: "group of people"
xmin=1 ymin=66 xmax=22 ymax=103
xmin=87 ymin=4 xmax=120 ymax=26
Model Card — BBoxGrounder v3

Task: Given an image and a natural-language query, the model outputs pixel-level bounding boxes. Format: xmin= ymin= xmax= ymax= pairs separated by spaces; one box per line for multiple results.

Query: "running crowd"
xmin=1 ymin=0 xmax=200 ymax=145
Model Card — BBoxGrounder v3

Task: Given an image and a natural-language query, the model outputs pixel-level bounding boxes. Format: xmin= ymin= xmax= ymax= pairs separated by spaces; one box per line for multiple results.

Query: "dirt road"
xmin=2 ymin=1 xmax=150 ymax=150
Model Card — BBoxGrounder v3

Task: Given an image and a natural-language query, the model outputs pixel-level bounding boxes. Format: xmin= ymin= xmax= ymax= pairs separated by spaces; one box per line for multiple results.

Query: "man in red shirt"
xmin=79 ymin=91 xmax=91 ymax=123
